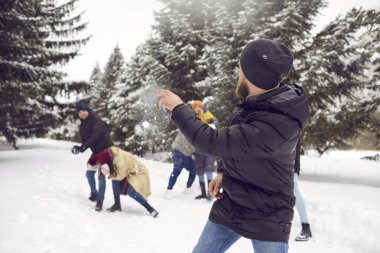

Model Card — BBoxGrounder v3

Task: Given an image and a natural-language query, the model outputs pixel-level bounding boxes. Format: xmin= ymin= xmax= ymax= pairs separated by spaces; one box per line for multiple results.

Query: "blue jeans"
xmin=168 ymin=149 xmax=196 ymax=189
xmin=294 ymin=173 xmax=309 ymax=223
xmin=192 ymin=220 xmax=288 ymax=253
xmin=112 ymin=180 xmax=147 ymax=206
xmin=86 ymin=170 xmax=106 ymax=201
xmin=198 ymin=171 xmax=214 ymax=182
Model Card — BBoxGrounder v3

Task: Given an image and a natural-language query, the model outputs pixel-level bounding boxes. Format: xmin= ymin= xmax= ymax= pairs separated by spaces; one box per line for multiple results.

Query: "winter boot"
xmin=89 ymin=192 xmax=97 ymax=202
xmin=142 ymin=202 xmax=159 ymax=218
xmin=295 ymin=223 xmax=312 ymax=241
xmin=107 ymin=195 xmax=121 ymax=212
xmin=94 ymin=200 xmax=103 ymax=212
xmin=195 ymin=181 xmax=211 ymax=200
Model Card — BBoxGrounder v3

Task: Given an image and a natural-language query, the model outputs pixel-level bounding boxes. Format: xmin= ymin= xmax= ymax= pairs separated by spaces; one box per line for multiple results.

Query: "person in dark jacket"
xmin=191 ymin=100 xmax=219 ymax=200
xmin=71 ymin=102 xmax=113 ymax=211
xmin=156 ymin=39 xmax=309 ymax=253
xmin=294 ymin=139 xmax=312 ymax=241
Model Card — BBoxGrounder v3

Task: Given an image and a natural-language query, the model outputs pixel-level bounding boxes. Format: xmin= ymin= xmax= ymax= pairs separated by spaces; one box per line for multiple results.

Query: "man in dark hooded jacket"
xmin=71 ymin=102 xmax=113 ymax=211
xmin=156 ymin=39 xmax=309 ymax=253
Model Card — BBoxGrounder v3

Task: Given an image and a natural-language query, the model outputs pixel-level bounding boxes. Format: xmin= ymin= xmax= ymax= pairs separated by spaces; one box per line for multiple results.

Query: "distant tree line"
xmin=86 ymin=0 xmax=379 ymax=155
xmin=2 ymin=0 xmax=379 ymax=155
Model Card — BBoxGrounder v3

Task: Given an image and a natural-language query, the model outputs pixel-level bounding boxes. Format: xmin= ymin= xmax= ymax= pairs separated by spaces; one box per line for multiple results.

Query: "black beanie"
xmin=76 ymin=102 xmax=90 ymax=112
xmin=240 ymin=39 xmax=293 ymax=90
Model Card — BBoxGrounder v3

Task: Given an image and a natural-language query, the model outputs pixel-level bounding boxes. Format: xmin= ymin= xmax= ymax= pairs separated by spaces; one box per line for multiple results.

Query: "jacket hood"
xmin=79 ymin=108 xmax=95 ymax=122
xmin=237 ymin=83 xmax=310 ymax=129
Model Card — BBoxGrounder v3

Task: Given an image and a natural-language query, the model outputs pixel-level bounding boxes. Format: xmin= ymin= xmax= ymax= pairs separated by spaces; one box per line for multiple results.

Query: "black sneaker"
xmin=107 ymin=204 xmax=121 ymax=212
xmin=89 ymin=192 xmax=97 ymax=202
xmin=295 ymin=231 xmax=312 ymax=241
xmin=150 ymin=210 xmax=159 ymax=218
xmin=95 ymin=200 xmax=103 ymax=212
xmin=295 ymin=223 xmax=312 ymax=241
xmin=195 ymin=194 xmax=212 ymax=201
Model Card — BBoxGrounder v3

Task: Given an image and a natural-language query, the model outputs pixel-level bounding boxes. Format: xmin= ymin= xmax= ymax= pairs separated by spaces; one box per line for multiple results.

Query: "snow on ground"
xmin=0 ymin=139 xmax=379 ymax=253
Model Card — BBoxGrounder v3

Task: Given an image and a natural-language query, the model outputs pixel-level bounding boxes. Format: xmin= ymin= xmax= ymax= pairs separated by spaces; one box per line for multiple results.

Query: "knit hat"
xmin=76 ymin=102 xmax=90 ymax=112
xmin=192 ymin=100 xmax=204 ymax=110
xmin=240 ymin=39 xmax=293 ymax=90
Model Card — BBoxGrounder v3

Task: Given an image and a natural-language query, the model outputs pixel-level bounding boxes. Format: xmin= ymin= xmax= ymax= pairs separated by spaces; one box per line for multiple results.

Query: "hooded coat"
xmin=109 ymin=147 xmax=151 ymax=199
xmin=171 ymin=83 xmax=309 ymax=242
xmin=79 ymin=110 xmax=113 ymax=155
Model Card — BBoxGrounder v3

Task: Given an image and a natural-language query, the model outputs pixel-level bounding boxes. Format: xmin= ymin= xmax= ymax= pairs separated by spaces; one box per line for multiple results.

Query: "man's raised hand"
xmin=155 ymin=89 xmax=184 ymax=112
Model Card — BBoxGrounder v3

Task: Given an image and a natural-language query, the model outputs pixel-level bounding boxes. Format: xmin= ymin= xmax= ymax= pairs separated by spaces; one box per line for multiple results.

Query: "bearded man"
xmin=156 ymin=39 xmax=309 ymax=253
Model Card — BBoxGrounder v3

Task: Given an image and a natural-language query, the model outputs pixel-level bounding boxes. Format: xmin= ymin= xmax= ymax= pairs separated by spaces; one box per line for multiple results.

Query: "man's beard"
xmin=235 ymin=76 xmax=250 ymax=100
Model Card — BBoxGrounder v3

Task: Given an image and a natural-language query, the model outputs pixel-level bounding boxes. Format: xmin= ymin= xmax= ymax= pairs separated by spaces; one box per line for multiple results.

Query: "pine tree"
xmin=0 ymin=0 xmax=89 ymax=148
xmin=108 ymin=43 xmax=173 ymax=155
xmin=258 ymin=0 xmax=326 ymax=50
xmin=106 ymin=0 xmax=379 ymax=155
xmin=108 ymin=0 xmax=217 ymax=155
xmin=207 ymin=0 xmax=326 ymax=125
xmin=296 ymin=8 xmax=380 ymax=152
xmin=151 ymin=0 xmax=216 ymax=100
xmin=88 ymin=62 xmax=103 ymax=107
xmin=94 ymin=45 xmax=125 ymax=120
xmin=201 ymin=0 xmax=245 ymax=125
xmin=201 ymin=0 xmax=380 ymax=153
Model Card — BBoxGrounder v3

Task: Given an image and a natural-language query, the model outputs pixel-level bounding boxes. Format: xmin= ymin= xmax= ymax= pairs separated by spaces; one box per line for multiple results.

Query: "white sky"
xmin=62 ymin=0 xmax=162 ymax=81
xmin=62 ymin=0 xmax=380 ymax=81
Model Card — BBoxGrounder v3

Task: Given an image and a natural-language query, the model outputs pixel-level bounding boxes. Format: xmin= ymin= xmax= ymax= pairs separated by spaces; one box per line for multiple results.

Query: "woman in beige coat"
xmin=88 ymin=147 xmax=158 ymax=217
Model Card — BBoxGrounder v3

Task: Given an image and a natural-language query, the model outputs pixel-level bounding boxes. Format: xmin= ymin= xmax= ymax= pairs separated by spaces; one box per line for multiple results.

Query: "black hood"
xmin=237 ymin=83 xmax=310 ymax=129
xmin=80 ymin=108 xmax=95 ymax=123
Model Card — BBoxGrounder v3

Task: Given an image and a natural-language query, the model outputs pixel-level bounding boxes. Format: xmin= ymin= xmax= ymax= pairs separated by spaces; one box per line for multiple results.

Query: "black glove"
xmin=71 ymin=145 xmax=83 ymax=154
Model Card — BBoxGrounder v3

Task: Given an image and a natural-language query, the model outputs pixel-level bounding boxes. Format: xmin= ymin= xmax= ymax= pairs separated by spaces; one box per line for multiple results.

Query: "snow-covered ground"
xmin=0 ymin=139 xmax=379 ymax=253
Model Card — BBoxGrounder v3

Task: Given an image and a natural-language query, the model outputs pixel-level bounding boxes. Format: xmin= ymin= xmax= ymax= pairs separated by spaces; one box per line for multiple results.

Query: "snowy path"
xmin=301 ymin=173 xmax=380 ymax=188
xmin=0 ymin=139 xmax=379 ymax=253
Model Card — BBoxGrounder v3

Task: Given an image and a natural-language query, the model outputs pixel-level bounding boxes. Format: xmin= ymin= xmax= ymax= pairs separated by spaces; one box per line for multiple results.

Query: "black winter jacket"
xmin=171 ymin=83 xmax=309 ymax=242
xmin=79 ymin=110 xmax=113 ymax=155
